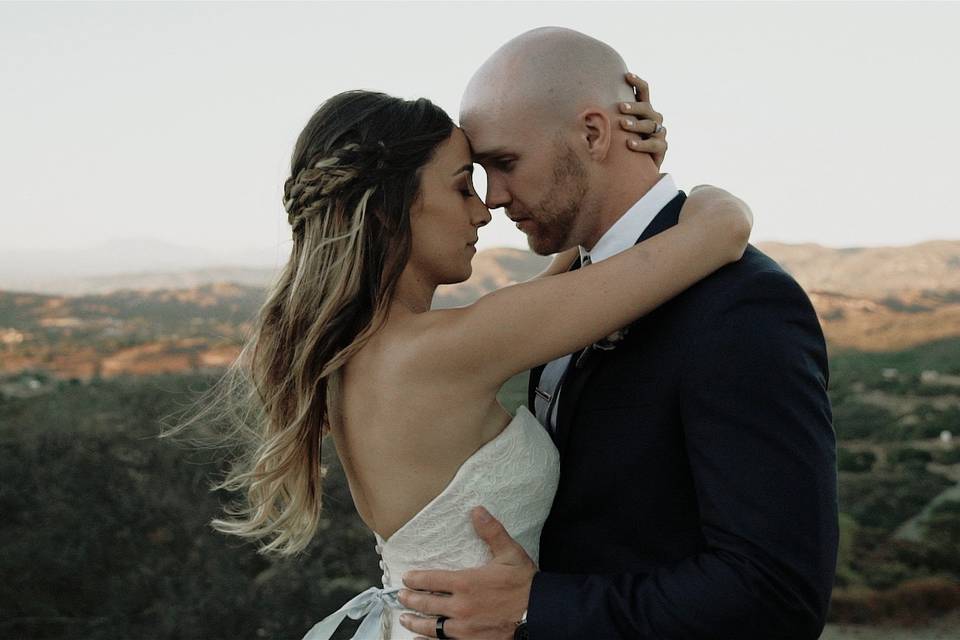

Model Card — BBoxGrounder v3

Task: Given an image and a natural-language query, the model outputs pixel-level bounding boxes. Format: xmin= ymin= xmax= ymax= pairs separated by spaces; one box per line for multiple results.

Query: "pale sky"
xmin=1 ymin=1 xmax=957 ymax=263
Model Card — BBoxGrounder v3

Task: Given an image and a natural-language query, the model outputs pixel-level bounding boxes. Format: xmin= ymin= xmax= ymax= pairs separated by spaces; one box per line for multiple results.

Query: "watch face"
xmin=514 ymin=622 xmax=529 ymax=640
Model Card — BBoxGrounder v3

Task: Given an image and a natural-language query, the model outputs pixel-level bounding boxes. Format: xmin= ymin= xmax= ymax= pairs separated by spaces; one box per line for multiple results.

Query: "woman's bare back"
xmin=331 ymin=312 xmax=513 ymax=541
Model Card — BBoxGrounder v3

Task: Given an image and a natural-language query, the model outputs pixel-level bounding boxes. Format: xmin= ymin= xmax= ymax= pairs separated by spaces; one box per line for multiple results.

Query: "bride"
xmin=165 ymin=76 xmax=752 ymax=640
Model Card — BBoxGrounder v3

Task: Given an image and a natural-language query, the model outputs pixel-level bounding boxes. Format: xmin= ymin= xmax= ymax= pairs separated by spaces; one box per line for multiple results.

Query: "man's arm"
xmin=528 ymin=268 xmax=839 ymax=639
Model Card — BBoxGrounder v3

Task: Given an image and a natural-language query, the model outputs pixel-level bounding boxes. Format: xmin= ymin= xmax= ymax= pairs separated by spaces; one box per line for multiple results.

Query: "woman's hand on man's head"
xmin=619 ymin=73 xmax=667 ymax=168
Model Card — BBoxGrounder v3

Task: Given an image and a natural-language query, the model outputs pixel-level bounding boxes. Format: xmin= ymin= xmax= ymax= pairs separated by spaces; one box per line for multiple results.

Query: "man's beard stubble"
xmin=523 ymin=141 xmax=589 ymax=256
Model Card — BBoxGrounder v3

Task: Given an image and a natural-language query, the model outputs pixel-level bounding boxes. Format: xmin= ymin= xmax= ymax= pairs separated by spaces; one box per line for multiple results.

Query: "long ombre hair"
xmin=161 ymin=91 xmax=454 ymax=556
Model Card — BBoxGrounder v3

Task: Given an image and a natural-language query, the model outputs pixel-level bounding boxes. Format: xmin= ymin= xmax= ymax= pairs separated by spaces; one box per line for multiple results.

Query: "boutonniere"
xmin=575 ymin=325 xmax=632 ymax=368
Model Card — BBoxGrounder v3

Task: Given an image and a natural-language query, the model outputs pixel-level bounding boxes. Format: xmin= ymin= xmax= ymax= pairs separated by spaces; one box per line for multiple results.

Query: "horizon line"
xmin=3 ymin=235 xmax=959 ymax=257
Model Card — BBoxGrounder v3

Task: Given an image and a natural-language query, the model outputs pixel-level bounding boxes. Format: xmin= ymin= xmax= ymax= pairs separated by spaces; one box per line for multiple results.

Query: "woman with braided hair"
xmin=164 ymin=72 xmax=755 ymax=639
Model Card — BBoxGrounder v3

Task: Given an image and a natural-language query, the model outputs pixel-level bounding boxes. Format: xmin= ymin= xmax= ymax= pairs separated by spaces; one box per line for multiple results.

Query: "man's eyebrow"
xmin=451 ymin=164 xmax=474 ymax=177
xmin=471 ymin=148 xmax=513 ymax=163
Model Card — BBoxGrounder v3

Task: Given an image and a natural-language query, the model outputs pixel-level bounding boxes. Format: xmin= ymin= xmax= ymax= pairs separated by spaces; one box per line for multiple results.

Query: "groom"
xmin=399 ymin=27 xmax=838 ymax=639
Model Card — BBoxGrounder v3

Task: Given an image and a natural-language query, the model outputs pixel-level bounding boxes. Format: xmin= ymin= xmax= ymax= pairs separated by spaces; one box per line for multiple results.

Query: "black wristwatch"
xmin=514 ymin=609 xmax=529 ymax=640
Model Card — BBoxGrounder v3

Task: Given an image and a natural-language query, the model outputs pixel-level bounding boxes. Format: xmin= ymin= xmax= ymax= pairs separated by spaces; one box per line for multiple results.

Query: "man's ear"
xmin=579 ymin=107 xmax=612 ymax=161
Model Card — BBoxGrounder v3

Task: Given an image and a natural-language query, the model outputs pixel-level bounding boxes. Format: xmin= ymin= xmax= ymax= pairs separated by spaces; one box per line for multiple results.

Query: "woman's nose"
xmin=474 ymin=204 xmax=492 ymax=227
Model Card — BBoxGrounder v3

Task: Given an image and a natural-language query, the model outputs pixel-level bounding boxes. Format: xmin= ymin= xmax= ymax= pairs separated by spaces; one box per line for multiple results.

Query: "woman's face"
xmin=407 ymin=127 xmax=492 ymax=285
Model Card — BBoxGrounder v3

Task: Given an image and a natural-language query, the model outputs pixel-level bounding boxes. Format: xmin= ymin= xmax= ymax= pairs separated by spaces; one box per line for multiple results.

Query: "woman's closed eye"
xmin=458 ymin=178 xmax=477 ymax=199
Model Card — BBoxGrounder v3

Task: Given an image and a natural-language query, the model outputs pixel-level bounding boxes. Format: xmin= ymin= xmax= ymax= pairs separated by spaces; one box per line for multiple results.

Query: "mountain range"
xmin=0 ymin=236 xmax=282 ymax=295
xmin=432 ymin=243 xmax=960 ymax=352
xmin=4 ymin=237 xmax=957 ymax=300
xmin=1 ymin=239 xmax=958 ymax=381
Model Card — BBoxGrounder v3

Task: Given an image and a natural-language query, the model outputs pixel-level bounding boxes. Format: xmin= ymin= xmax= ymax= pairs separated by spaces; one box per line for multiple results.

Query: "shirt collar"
xmin=579 ymin=173 xmax=678 ymax=265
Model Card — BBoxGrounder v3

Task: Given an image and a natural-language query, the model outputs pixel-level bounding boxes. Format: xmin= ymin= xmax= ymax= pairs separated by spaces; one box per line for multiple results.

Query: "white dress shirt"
xmin=535 ymin=173 xmax=680 ymax=433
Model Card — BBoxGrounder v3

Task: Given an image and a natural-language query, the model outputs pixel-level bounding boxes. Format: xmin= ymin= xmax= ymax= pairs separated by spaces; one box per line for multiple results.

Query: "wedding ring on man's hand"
xmin=653 ymin=122 xmax=664 ymax=134
xmin=436 ymin=615 xmax=451 ymax=639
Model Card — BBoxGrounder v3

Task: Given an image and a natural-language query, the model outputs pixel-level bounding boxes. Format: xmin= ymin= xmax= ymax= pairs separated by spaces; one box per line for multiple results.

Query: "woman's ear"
xmin=579 ymin=107 xmax=612 ymax=161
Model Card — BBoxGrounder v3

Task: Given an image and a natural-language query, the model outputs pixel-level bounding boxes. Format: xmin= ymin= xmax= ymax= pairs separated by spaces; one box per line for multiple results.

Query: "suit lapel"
xmin=637 ymin=190 xmax=686 ymax=243
xmin=553 ymin=342 xmax=603 ymax=451
xmin=552 ymin=191 xmax=687 ymax=453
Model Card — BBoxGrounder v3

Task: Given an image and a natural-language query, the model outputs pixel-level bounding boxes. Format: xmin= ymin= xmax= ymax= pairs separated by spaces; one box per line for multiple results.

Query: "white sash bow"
xmin=301 ymin=585 xmax=403 ymax=640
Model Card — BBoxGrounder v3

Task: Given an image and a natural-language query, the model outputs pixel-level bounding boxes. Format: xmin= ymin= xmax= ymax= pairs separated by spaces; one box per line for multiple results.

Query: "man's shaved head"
xmin=459 ymin=27 xmax=657 ymax=256
xmin=460 ymin=26 xmax=635 ymax=127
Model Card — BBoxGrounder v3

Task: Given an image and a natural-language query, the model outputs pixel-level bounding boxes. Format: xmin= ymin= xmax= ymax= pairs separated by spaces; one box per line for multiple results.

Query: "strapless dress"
xmin=300 ymin=404 xmax=560 ymax=639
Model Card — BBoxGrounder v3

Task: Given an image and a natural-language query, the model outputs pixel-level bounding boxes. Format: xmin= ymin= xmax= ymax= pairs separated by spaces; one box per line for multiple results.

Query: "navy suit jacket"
xmin=526 ymin=192 xmax=838 ymax=639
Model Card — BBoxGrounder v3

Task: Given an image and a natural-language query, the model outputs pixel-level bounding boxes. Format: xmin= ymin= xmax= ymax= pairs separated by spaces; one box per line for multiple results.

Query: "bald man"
xmin=399 ymin=27 xmax=837 ymax=640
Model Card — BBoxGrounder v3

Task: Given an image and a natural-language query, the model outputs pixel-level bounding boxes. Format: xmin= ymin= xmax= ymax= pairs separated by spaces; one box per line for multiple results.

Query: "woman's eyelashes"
xmin=458 ymin=179 xmax=476 ymax=199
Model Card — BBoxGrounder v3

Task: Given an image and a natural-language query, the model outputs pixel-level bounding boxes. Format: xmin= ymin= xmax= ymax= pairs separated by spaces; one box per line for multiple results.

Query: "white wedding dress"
xmin=301 ymin=404 xmax=560 ymax=640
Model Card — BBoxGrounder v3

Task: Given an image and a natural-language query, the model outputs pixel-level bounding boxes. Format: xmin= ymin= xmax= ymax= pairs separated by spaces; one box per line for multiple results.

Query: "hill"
xmin=5 ymin=239 xmax=958 ymax=300
xmin=757 ymin=240 xmax=960 ymax=297
xmin=1 ymin=240 xmax=958 ymax=381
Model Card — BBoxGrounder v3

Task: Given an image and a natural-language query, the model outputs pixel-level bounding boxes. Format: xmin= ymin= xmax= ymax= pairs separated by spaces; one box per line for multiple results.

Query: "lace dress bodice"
xmin=301 ymin=404 xmax=560 ymax=639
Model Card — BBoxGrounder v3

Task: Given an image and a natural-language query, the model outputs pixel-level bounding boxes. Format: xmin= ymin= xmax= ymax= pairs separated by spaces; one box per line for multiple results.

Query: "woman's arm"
xmin=421 ymin=185 xmax=753 ymax=388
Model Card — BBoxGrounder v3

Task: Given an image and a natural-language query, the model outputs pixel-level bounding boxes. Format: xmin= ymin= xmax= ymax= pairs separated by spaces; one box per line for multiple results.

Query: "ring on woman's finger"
xmin=436 ymin=615 xmax=451 ymax=639
xmin=653 ymin=122 xmax=664 ymax=134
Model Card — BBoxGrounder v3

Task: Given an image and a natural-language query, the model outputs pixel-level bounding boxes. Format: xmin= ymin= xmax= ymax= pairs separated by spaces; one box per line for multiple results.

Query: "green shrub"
xmin=839 ymin=469 xmax=953 ymax=534
xmin=0 ymin=374 xmax=380 ymax=640
xmin=828 ymin=577 xmax=960 ymax=625
xmin=919 ymin=500 xmax=960 ymax=576
xmin=832 ymin=400 xmax=898 ymax=441
xmin=838 ymin=447 xmax=877 ymax=473
xmin=888 ymin=447 xmax=934 ymax=469
xmin=932 ymin=447 xmax=960 ymax=465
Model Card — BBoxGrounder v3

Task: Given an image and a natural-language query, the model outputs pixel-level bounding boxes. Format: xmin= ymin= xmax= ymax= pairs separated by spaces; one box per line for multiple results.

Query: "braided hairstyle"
xmin=283 ymin=140 xmax=387 ymax=231
xmin=161 ymin=90 xmax=455 ymax=556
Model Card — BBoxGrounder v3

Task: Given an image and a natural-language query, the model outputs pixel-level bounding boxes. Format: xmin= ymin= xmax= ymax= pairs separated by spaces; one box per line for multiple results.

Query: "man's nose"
xmin=483 ymin=175 xmax=511 ymax=210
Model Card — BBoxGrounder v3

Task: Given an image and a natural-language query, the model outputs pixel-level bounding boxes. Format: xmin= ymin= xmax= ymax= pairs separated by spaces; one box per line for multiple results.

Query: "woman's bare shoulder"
xmin=354 ymin=309 xmax=469 ymax=377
